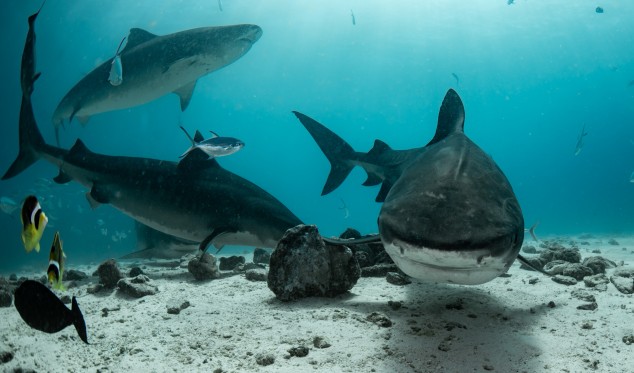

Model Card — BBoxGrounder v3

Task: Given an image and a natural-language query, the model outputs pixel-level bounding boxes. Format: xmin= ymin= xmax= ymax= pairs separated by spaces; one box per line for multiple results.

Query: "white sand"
xmin=1 ymin=235 xmax=633 ymax=373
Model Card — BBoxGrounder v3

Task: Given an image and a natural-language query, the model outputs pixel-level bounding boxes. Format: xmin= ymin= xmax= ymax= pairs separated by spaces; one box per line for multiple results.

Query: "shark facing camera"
xmin=296 ymin=89 xmax=525 ymax=286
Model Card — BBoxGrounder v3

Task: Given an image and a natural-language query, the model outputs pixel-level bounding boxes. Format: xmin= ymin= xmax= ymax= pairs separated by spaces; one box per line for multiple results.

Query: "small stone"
xmin=522 ymin=245 xmax=537 ymax=254
xmin=571 ymin=289 xmax=596 ymax=302
xmin=64 ymin=269 xmax=88 ymax=281
xmin=547 ymin=301 xmax=556 ymax=308
xmin=0 ymin=290 xmax=12 ymax=307
xmin=167 ymin=306 xmax=181 ymax=315
xmin=438 ymin=335 xmax=456 ymax=351
xmin=483 ymin=364 xmax=494 ymax=371
xmin=60 ymin=295 xmax=71 ymax=304
xmin=129 ymin=267 xmax=144 ymax=277
xmin=607 ymin=238 xmax=619 ymax=246
xmin=361 ymin=264 xmax=399 ymax=277
xmin=528 ymin=277 xmax=539 ymax=285
xmin=582 ymin=256 xmax=616 ymax=275
xmin=562 ymin=264 xmax=593 ymax=280
xmin=8 ymin=274 xmax=17 ymax=282
xmin=367 ymin=312 xmax=392 ymax=327
xmin=577 ymin=302 xmax=598 ymax=311
xmin=253 ymin=248 xmax=271 ymax=265
xmin=313 ymin=336 xmax=331 ymax=349
xmin=219 ymin=256 xmax=246 ymax=271
xmin=610 ymin=276 xmax=634 ymax=294
xmin=591 ymin=249 xmax=601 ymax=254
xmin=97 ymin=259 xmax=123 ymax=288
xmin=188 ymin=253 xmax=220 ymax=281
xmin=386 ymin=272 xmax=411 ymax=285
xmin=255 ymin=353 xmax=275 ymax=366
xmin=623 ymin=334 xmax=634 ymax=345
xmin=245 ymin=268 xmax=268 ymax=282
xmin=552 ymin=275 xmax=577 ymax=286
xmin=584 ymin=274 xmax=609 ymax=288
xmin=117 ymin=275 xmax=158 ymax=298
xmin=387 ymin=300 xmax=402 ymax=310
xmin=0 ymin=350 xmax=14 ymax=363
xmin=581 ymin=321 xmax=593 ymax=329
xmin=445 ymin=298 xmax=464 ymax=310
xmin=288 ymin=346 xmax=309 ymax=358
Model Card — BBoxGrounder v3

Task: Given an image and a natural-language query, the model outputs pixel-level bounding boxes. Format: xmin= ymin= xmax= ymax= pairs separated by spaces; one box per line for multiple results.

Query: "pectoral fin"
xmin=173 ymin=80 xmax=197 ymax=111
xmin=198 ymin=226 xmax=236 ymax=256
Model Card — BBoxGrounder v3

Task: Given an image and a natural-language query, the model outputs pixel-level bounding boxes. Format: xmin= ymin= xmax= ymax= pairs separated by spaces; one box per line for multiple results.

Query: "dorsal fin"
xmin=69 ymin=139 xmax=92 ymax=157
xmin=193 ymin=130 xmax=204 ymax=143
xmin=427 ymin=89 xmax=465 ymax=146
xmin=123 ymin=28 xmax=158 ymax=53
xmin=178 ymin=149 xmax=220 ymax=171
xmin=367 ymin=139 xmax=392 ymax=159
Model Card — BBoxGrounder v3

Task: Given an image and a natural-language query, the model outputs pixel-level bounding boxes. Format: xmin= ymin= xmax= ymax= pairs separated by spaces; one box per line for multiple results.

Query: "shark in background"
xmin=294 ymin=89 xmax=534 ymax=285
xmin=52 ymin=24 xmax=263 ymax=143
xmin=4 ymin=16 xmax=300 ymax=256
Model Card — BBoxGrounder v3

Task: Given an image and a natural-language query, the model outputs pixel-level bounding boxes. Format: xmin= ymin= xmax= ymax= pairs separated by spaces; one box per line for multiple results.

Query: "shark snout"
xmin=240 ymin=25 xmax=263 ymax=44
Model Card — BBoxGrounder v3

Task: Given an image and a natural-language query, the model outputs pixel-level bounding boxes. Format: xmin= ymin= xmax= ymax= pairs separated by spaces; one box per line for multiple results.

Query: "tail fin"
xmin=2 ymin=96 xmax=45 ymax=180
xmin=292 ymin=111 xmax=356 ymax=195
xmin=527 ymin=221 xmax=539 ymax=242
xmin=3 ymin=2 xmax=45 ymax=180
xmin=71 ymin=296 xmax=89 ymax=344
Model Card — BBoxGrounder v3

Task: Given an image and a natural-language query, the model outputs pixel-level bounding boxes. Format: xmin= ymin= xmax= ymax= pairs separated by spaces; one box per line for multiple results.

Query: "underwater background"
xmin=0 ymin=0 xmax=633 ymax=273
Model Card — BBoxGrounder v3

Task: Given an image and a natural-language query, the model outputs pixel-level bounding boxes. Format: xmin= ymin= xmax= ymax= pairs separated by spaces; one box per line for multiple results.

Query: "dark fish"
xmin=628 ymin=80 xmax=634 ymax=87
xmin=525 ymin=221 xmax=539 ymax=241
xmin=20 ymin=0 xmax=45 ymax=96
xmin=508 ymin=0 xmax=514 ymax=5
xmin=351 ymin=10 xmax=356 ymax=25
xmin=218 ymin=0 xmax=223 ymax=11
xmin=14 ymin=280 xmax=88 ymax=344
xmin=574 ymin=124 xmax=588 ymax=156
xmin=595 ymin=7 xmax=604 ymax=13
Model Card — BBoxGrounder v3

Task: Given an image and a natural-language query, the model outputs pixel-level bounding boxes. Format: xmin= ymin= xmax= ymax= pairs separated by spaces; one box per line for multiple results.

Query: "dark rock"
xmin=446 ymin=298 xmax=464 ymax=310
xmin=245 ymin=268 xmax=268 ymax=282
xmin=584 ymin=274 xmax=610 ymax=288
xmin=528 ymin=277 xmax=539 ymax=285
xmin=288 ymin=346 xmax=309 ymax=358
xmin=267 ymin=225 xmax=360 ymax=301
xmin=0 ymin=290 xmax=12 ymax=307
xmin=255 ymin=353 xmax=275 ymax=366
xmin=361 ymin=263 xmax=399 ymax=277
xmin=313 ymin=336 xmax=331 ymax=349
xmin=552 ymin=249 xmax=581 ymax=263
xmin=64 ymin=269 xmax=88 ymax=281
xmin=610 ymin=276 xmax=634 ymax=294
xmin=519 ymin=256 xmax=544 ymax=271
xmin=562 ymin=264 xmax=594 ymax=280
xmin=522 ymin=245 xmax=538 ymax=254
xmin=0 ymin=350 xmax=14 ymax=363
xmin=607 ymin=238 xmax=619 ymax=246
xmin=129 ymin=267 xmax=144 ymax=277
xmin=366 ymin=312 xmax=392 ymax=327
xmin=571 ymin=289 xmax=596 ymax=302
xmin=547 ymin=301 xmax=556 ymax=308
xmin=188 ymin=253 xmax=220 ymax=281
xmin=117 ymin=275 xmax=158 ymax=298
xmin=386 ymin=272 xmax=411 ymax=285
xmin=373 ymin=247 xmax=394 ymax=264
xmin=543 ymin=260 xmax=569 ymax=275
xmin=387 ymin=300 xmax=402 ymax=310
xmin=253 ymin=248 xmax=271 ymax=265
xmin=339 ymin=228 xmax=362 ymax=239
xmin=60 ymin=295 xmax=71 ymax=304
xmin=167 ymin=301 xmax=190 ymax=315
xmin=9 ymin=274 xmax=17 ymax=282
xmin=613 ymin=268 xmax=634 ymax=278
xmin=577 ymin=302 xmax=598 ymax=311
xmin=582 ymin=256 xmax=617 ymax=275
xmin=623 ymin=335 xmax=634 ymax=345
xmin=591 ymin=249 xmax=601 ymax=254
xmin=354 ymin=251 xmax=373 ymax=268
xmin=552 ymin=275 xmax=577 ymax=285
xmin=97 ymin=259 xmax=123 ymax=288
xmin=219 ymin=256 xmax=245 ymax=271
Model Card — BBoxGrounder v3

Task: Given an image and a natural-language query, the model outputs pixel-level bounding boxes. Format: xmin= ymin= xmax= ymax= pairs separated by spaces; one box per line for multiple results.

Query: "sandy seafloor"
xmin=1 ymin=235 xmax=633 ymax=373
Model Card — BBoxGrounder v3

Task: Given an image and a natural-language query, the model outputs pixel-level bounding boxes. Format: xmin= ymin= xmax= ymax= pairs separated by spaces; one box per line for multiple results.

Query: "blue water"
xmin=1 ymin=0 xmax=633 ymax=273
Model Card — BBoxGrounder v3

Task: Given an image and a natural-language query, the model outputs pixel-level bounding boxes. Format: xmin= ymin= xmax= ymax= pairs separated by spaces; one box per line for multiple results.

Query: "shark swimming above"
xmin=4 ymin=16 xmax=300 ymax=255
xmin=294 ymin=89 xmax=534 ymax=285
xmin=52 ymin=24 xmax=263 ymax=143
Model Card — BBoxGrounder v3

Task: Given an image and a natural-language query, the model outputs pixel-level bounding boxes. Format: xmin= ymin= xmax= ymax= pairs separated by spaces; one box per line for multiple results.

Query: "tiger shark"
xmin=294 ymin=90 xmax=537 ymax=285
xmin=5 ymin=15 xmax=300 ymax=254
xmin=52 ymin=24 xmax=263 ymax=142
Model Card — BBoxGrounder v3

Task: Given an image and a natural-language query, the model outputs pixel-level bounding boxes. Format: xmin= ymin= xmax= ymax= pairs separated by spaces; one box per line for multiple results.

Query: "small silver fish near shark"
xmin=108 ymin=36 xmax=127 ymax=86
xmin=53 ymin=24 xmax=263 ymax=143
xmin=179 ymin=125 xmax=244 ymax=160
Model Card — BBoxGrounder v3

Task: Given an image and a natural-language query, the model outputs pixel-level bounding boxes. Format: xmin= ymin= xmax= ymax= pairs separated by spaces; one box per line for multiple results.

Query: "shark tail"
xmin=292 ymin=111 xmax=356 ymax=195
xmin=2 ymin=93 xmax=45 ymax=180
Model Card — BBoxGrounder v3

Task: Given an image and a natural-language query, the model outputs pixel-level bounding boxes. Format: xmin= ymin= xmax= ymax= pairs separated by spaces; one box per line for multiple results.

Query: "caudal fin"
xmin=292 ymin=111 xmax=356 ymax=195
xmin=71 ymin=296 xmax=89 ymax=344
xmin=2 ymin=3 xmax=45 ymax=180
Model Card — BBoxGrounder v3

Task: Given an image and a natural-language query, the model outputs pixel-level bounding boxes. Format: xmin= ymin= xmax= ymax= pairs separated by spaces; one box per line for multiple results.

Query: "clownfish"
xmin=47 ymin=231 xmax=66 ymax=290
xmin=20 ymin=195 xmax=48 ymax=253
